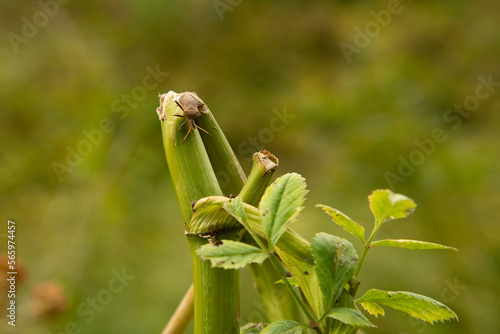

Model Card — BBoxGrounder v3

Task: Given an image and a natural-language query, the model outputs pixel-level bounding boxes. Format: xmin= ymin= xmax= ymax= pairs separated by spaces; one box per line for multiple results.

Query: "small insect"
xmin=172 ymin=92 xmax=211 ymax=144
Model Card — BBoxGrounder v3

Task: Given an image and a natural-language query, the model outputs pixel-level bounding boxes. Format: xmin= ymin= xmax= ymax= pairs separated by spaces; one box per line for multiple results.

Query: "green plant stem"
xmin=160 ymin=91 xmax=239 ymax=334
xmin=160 ymin=91 xmax=301 ymax=332
xmin=353 ymin=220 xmax=383 ymax=280
xmin=188 ymin=232 xmax=239 ymax=333
xmin=159 ymin=92 xmax=224 ymax=220
xmin=239 ymin=151 xmax=278 ymax=205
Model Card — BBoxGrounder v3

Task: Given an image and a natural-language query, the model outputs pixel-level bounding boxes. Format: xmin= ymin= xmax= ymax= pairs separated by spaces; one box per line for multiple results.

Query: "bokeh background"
xmin=1 ymin=1 xmax=499 ymax=333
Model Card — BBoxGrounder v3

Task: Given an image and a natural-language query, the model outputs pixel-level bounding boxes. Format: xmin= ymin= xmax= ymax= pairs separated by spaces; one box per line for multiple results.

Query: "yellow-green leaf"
xmin=369 ymin=189 xmax=416 ymax=225
xmin=316 ymin=204 xmax=365 ymax=243
xmin=359 ymin=301 xmax=385 ymax=317
xmin=370 ymin=239 xmax=458 ymax=251
xmin=275 ymin=277 xmax=299 ymax=287
xmin=356 ymin=289 xmax=458 ymax=324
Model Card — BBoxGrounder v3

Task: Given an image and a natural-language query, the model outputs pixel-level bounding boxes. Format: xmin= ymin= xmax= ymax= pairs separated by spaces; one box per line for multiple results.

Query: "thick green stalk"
xmin=159 ymin=92 xmax=223 ymax=219
xmin=160 ymin=91 xmax=301 ymax=332
xmin=159 ymin=91 xmax=240 ymax=334
xmin=188 ymin=232 xmax=239 ymax=334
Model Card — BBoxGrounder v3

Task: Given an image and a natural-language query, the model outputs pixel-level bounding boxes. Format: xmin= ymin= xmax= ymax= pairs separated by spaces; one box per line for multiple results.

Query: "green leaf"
xmin=371 ymin=239 xmax=458 ymax=251
xmin=241 ymin=323 xmax=265 ymax=333
xmin=275 ymin=276 xmax=299 ymax=287
xmin=316 ymin=204 xmax=365 ymax=243
xmin=359 ymin=301 xmax=385 ymax=317
xmin=356 ymin=289 xmax=458 ymax=324
xmin=261 ymin=320 xmax=308 ymax=334
xmin=311 ymin=233 xmax=358 ymax=311
xmin=259 ymin=173 xmax=308 ymax=250
xmin=197 ymin=240 xmax=269 ymax=269
xmin=369 ymin=189 xmax=416 ymax=225
xmin=325 ymin=308 xmax=375 ymax=327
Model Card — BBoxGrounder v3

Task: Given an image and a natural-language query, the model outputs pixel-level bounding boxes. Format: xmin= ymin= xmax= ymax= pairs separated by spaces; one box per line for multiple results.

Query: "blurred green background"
xmin=1 ymin=0 xmax=499 ymax=333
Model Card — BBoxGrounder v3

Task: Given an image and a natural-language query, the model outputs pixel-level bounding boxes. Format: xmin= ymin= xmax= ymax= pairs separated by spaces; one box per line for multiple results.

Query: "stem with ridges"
xmin=160 ymin=91 xmax=239 ymax=334
xmin=160 ymin=92 xmax=302 ymax=332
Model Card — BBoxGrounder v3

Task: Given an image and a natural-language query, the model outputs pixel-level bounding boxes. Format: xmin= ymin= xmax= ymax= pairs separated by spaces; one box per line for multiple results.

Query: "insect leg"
xmin=181 ymin=123 xmax=193 ymax=143
xmin=178 ymin=118 xmax=188 ymax=130
xmin=196 ymin=124 xmax=212 ymax=136
xmin=175 ymin=101 xmax=184 ymax=111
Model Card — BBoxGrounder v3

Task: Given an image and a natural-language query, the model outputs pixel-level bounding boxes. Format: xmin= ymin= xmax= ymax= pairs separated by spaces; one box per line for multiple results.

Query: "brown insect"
xmin=172 ymin=92 xmax=211 ymax=144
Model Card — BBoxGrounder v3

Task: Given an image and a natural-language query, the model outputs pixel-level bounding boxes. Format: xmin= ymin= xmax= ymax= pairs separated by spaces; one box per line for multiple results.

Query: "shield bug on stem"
xmin=172 ymin=92 xmax=211 ymax=145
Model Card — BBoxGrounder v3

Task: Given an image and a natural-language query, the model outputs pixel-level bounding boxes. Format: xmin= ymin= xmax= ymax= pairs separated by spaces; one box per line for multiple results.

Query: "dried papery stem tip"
xmin=255 ymin=150 xmax=279 ymax=174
